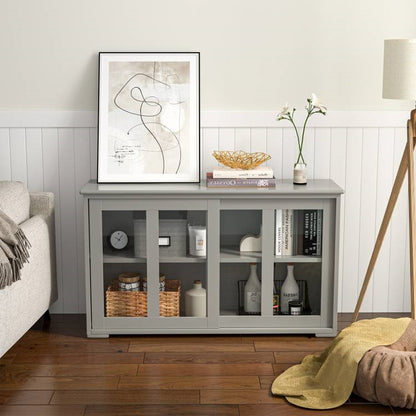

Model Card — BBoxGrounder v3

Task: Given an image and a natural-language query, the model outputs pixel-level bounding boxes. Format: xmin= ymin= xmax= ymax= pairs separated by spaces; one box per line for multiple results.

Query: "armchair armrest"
xmin=29 ymin=192 xmax=55 ymax=220
xmin=29 ymin=191 xmax=57 ymax=305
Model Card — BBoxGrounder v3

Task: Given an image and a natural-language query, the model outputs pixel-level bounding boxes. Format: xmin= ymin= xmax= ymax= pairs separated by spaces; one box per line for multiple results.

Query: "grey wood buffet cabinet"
xmin=81 ymin=179 xmax=343 ymax=337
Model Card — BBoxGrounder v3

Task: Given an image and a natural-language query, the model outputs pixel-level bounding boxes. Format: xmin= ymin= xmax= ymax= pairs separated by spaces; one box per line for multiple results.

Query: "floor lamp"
xmin=352 ymin=39 xmax=416 ymax=322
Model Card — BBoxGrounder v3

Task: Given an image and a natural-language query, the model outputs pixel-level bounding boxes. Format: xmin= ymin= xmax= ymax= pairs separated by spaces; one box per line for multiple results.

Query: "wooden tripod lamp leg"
xmin=352 ymin=135 xmax=414 ymax=322
xmin=408 ymin=110 xmax=416 ymax=319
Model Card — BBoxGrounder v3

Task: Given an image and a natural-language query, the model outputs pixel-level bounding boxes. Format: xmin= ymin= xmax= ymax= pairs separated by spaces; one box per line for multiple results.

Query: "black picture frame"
xmin=97 ymin=52 xmax=200 ymax=184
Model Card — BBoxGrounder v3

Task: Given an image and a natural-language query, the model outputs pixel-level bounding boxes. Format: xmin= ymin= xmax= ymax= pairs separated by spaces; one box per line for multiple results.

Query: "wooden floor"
xmin=0 ymin=313 xmax=412 ymax=415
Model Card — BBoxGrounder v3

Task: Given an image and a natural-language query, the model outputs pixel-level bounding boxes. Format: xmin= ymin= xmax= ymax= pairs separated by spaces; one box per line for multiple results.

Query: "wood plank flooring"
xmin=0 ymin=313 xmax=412 ymax=415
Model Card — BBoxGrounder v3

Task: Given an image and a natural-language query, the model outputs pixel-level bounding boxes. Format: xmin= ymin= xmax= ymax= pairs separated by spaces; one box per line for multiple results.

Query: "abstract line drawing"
xmin=98 ymin=53 xmax=199 ymax=183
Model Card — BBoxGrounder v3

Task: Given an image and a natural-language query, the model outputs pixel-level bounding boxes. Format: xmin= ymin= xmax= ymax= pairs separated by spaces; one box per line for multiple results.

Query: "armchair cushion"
xmin=0 ymin=181 xmax=30 ymax=225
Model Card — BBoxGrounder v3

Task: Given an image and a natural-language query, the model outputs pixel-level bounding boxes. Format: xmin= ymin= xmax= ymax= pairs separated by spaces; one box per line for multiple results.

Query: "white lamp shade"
xmin=383 ymin=39 xmax=416 ymax=100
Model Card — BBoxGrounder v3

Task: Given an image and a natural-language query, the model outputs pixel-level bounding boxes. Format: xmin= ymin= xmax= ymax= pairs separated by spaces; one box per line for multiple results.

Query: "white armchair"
xmin=0 ymin=181 xmax=57 ymax=357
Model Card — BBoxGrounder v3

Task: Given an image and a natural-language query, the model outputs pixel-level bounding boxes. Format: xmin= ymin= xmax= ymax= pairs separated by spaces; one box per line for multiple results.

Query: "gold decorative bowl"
xmin=212 ymin=150 xmax=271 ymax=170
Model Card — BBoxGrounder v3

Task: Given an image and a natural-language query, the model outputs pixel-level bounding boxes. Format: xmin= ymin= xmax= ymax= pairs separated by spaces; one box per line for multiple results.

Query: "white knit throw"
xmin=0 ymin=210 xmax=31 ymax=289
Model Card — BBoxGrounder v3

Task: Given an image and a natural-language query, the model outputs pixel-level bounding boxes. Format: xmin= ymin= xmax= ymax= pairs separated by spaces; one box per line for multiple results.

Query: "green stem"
xmin=287 ymin=113 xmax=302 ymax=161
xmin=296 ymin=110 xmax=312 ymax=165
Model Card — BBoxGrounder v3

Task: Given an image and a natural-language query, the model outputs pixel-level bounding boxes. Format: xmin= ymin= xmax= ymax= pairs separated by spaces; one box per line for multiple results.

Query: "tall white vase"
xmin=244 ymin=263 xmax=261 ymax=314
xmin=280 ymin=263 xmax=299 ymax=314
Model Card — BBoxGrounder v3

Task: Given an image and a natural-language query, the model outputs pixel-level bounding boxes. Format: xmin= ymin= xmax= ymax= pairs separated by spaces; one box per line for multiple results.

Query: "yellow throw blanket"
xmin=271 ymin=317 xmax=411 ymax=409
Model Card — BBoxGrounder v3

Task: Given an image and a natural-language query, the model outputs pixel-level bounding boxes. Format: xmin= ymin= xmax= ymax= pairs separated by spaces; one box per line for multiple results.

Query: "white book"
xmin=316 ymin=210 xmax=323 ymax=256
xmin=213 ymin=165 xmax=274 ymax=179
xmin=282 ymin=209 xmax=293 ymax=256
xmin=275 ymin=209 xmax=283 ymax=256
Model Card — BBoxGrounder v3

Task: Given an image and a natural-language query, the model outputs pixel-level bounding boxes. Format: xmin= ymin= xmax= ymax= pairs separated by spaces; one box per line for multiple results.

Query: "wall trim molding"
xmin=0 ymin=111 xmax=97 ymax=128
xmin=202 ymin=110 xmax=409 ymax=128
xmin=0 ymin=110 xmax=410 ymax=129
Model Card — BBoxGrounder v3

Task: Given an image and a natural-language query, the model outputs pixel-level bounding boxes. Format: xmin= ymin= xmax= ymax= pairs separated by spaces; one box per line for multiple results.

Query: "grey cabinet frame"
xmin=81 ymin=179 xmax=343 ymax=338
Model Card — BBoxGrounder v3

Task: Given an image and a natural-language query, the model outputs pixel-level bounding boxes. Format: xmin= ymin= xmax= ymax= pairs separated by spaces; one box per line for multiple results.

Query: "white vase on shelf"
xmin=280 ymin=263 xmax=299 ymax=314
xmin=293 ymin=163 xmax=307 ymax=185
xmin=244 ymin=263 xmax=261 ymax=314
xmin=185 ymin=280 xmax=206 ymax=317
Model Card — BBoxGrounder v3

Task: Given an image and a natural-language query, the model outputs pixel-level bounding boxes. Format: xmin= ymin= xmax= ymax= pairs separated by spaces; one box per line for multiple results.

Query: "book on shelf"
xmin=206 ymin=172 xmax=276 ymax=188
xmin=212 ymin=165 xmax=274 ymax=179
xmin=303 ymin=210 xmax=322 ymax=256
xmin=316 ymin=210 xmax=322 ymax=256
xmin=275 ymin=209 xmax=283 ymax=256
xmin=303 ymin=210 xmax=313 ymax=255
xmin=293 ymin=210 xmax=305 ymax=255
xmin=275 ymin=209 xmax=323 ymax=257
xmin=282 ymin=209 xmax=294 ymax=256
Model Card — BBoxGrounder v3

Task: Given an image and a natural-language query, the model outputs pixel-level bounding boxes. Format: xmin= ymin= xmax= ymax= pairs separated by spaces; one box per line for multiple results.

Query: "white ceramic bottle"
xmin=280 ymin=263 xmax=299 ymax=314
xmin=185 ymin=280 xmax=207 ymax=317
xmin=244 ymin=263 xmax=261 ymax=314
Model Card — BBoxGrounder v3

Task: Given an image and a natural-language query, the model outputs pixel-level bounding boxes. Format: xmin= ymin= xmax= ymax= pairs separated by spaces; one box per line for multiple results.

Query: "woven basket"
xmin=106 ymin=279 xmax=181 ymax=317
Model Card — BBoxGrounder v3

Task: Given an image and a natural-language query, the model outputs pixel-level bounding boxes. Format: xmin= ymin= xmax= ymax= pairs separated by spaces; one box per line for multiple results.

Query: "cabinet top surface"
xmin=80 ymin=179 xmax=343 ymax=197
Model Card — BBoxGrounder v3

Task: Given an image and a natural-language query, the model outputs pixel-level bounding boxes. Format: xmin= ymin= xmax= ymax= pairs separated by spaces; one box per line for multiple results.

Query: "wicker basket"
xmin=106 ymin=279 xmax=181 ymax=317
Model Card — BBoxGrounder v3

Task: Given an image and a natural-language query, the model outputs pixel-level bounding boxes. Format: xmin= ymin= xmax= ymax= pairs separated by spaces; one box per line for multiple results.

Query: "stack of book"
xmin=275 ymin=209 xmax=323 ymax=256
xmin=206 ymin=166 xmax=276 ymax=188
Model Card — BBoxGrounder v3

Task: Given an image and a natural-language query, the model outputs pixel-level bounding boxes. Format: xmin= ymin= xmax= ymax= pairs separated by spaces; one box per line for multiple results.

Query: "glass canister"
xmin=141 ymin=274 xmax=166 ymax=292
xmin=118 ymin=272 xmax=140 ymax=291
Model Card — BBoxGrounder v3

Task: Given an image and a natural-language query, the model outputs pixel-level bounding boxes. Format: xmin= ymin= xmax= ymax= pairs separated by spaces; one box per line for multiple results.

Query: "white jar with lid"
xmin=185 ymin=280 xmax=206 ymax=317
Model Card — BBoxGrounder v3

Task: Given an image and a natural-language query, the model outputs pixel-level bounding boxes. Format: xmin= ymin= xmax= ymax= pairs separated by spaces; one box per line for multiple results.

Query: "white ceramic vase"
xmin=280 ymin=263 xmax=300 ymax=314
xmin=293 ymin=163 xmax=307 ymax=185
xmin=244 ymin=263 xmax=261 ymax=313
xmin=185 ymin=280 xmax=207 ymax=317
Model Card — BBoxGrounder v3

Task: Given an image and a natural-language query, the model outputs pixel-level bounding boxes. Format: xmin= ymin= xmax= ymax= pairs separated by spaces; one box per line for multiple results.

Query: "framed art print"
xmin=98 ymin=52 xmax=200 ymax=183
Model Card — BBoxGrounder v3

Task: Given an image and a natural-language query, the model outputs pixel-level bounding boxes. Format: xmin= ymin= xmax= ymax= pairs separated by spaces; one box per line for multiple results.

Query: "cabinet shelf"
xmin=219 ymin=248 xmax=322 ymax=264
xmin=220 ymin=310 xmax=239 ymax=316
xmin=103 ymin=248 xmax=206 ymax=264
xmin=274 ymin=255 xmax=322 ymax=263
xmin=220 ymin=247 xmax=262 ymax=263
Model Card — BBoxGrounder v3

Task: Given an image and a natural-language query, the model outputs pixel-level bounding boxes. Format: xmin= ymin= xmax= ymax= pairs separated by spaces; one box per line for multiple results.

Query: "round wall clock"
xmin=109 ymin=230 xmax=129 ymax=250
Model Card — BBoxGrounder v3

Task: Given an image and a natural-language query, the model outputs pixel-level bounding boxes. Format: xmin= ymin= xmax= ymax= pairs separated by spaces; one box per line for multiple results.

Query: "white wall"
xmin=1 ymin=0 xmax=416 ymax=111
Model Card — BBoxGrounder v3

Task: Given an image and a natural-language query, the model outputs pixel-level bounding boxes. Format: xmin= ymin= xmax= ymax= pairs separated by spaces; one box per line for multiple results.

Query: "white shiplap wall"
xmin=0 ymin=111 xmax=411 ymax=313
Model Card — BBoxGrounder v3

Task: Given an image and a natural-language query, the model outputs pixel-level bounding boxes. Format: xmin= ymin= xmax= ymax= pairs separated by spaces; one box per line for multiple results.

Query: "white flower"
xmin=311 ymin=93 xmax=327 ymax=114
xmin=277 ymin=102 xmax=290 ymax=119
